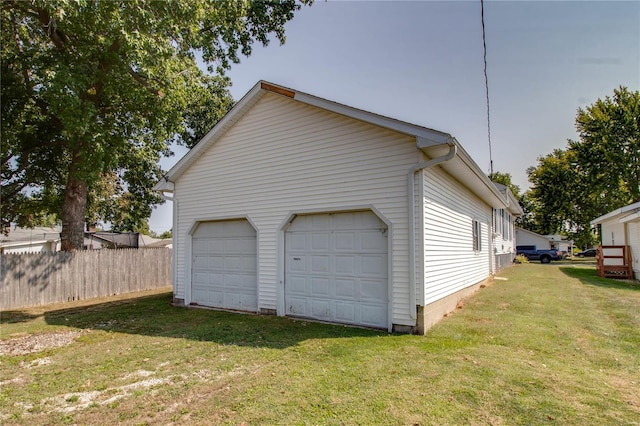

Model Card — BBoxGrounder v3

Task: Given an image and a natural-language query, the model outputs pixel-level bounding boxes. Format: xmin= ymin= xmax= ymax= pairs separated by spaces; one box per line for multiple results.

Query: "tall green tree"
xmin=526 ymin=149 xmax=581 ymax=233
xmin=1 ymin=0 xmax=310 ymax=248
xmin=525 ymin=86 xmax=639 ymax=248
xmin=569 ymin=86 xmax=640 ymax=206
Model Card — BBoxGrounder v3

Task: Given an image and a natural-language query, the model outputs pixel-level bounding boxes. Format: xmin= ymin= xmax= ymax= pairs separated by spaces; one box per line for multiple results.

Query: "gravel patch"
xmin=0 ymin=331 xmax=85 ymax=356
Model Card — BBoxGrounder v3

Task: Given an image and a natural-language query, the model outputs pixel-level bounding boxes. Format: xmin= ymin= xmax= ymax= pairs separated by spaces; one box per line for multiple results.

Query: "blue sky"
xmin=149 ymin=0 xmax=639 ymax=233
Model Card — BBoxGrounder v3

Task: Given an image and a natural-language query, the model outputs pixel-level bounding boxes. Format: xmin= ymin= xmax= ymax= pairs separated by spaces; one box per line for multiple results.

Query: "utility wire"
xmin=480 ymin=0 xmax=493 ymax=175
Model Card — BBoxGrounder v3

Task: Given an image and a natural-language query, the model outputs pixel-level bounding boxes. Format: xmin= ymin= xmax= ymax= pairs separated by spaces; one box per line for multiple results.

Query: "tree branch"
xmin=33 ymin=6 xmax=70 ymax=50
xmin=128 ymin=67 xmax=163 ymax=97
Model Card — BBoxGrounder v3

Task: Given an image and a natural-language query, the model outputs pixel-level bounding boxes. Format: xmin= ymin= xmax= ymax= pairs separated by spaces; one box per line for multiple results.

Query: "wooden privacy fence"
xmin=1 ymin=248 xmax=172 ymax=310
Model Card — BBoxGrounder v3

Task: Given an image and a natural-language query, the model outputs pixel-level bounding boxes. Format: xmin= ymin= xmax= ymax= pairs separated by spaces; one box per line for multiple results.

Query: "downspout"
xmin=158 ymin=187 xmax=177 ymax=303
xmin=407 ymin=140 xmax=457 ymax=320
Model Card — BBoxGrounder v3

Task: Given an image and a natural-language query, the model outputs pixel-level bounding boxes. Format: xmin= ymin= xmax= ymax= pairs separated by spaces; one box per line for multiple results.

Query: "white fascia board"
xmin=591 ymin=201 xmax=640 ymax=226
xmin=0 ymin=239 xmax=51 ymax=248
xmin=507 ymin=190 xmax=524 ymax=216
xmin=293 ymin=92 xmax=452 ymax=145
xmin=427 ymin=139 xmax=507 ymax=209
xmin=153 ymin=180 xmax=174 ymax=192
xmin=620 ymin=211 xmax=640 ymax=224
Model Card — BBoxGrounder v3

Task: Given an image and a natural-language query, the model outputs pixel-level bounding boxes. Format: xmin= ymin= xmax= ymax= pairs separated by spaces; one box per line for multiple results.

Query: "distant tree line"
xmin=493 ymin=86 xmax=639 ymax=249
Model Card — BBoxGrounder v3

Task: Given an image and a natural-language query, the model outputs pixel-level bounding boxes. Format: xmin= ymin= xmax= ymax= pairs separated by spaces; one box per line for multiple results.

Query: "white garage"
xmin=284 ymin=211 xmax=389 ymax=328
xmin=157 ymin=81 xmax=520 ymax=333
xmin=191 ymin=219 xmax=258 ymax=312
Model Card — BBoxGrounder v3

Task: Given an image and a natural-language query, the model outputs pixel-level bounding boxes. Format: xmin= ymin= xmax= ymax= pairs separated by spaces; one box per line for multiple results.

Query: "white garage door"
xmin=285 ymin=211 xmax=388 ymax=328
xmin=191 ymin=220 xmax=257 ymax=312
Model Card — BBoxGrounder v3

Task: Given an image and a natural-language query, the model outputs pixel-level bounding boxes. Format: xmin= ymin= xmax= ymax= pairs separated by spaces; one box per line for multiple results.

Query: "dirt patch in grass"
xmin=0 ymin=330 xmax=86 ymax=356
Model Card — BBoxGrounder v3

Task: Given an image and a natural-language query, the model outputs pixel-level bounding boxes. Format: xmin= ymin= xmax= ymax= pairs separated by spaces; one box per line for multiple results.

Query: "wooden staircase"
xmin=596 ymin=245 xmax=633 ymax=279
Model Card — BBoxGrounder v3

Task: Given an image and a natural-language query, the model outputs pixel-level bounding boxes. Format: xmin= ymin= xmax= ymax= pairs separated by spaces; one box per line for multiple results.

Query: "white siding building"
xmin=515 ymin=227 xmax=551 ymax=250
xmin=591 ymin=201 xmax=640 ymax=280
xmin=492 ymin=183 xmax=520 ymax=270
xmin=0 ymin=226 xmax=61 ymax=254
xmin=156 ymin=82 xmax=522 ymax=333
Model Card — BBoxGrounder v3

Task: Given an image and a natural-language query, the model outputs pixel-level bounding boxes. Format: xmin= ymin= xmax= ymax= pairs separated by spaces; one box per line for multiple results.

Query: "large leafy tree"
xmin=525 ymin=86 xmax=639 ymax=248
xmin=1 ymin=0 xmax=310 ymax=249
xmin=569 ymin=86 xmax=640 ymax=206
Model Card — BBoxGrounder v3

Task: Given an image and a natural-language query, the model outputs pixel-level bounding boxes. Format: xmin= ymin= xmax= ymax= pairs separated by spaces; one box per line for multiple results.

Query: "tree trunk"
xmin=60 ymin=175 xmax=88 ymax=251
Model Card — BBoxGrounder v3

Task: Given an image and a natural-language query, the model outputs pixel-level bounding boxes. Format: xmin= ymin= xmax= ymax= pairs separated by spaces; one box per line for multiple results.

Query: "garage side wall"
xmin=173 ymin=93 xmax=420 ymax=326
xmin=626 ymin=221 xmax=640 ymax=280
xmin=600 ymin=219 xmax=626 ymax=246
xmin=421 ymin=167 xmax=492 ymax=306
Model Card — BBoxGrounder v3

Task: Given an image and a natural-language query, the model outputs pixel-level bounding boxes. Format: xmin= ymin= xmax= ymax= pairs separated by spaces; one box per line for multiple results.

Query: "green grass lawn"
xmin=1 ymin=264 xmax=638 ymax=425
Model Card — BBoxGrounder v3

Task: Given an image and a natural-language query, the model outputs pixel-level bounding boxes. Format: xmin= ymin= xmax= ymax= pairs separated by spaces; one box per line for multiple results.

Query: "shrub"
xmin=514 ymin=254 xmax=529 ymax=264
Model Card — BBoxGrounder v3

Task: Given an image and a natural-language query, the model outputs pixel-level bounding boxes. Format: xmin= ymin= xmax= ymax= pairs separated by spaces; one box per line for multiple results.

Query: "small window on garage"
xmin=472 ymin=219 xmax=482 ymax=252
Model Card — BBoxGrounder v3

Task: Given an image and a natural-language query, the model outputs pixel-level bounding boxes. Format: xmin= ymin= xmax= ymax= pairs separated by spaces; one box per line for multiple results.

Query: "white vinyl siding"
xmin=515 ymin=228 xmax=551 ymax=250
xmin=626 ymin=221 xmax=640 ymax=280
xmin=493 ymin=209 xmax=516 ymax=254
xmin=601 ymin=220 xmax=625 ymax=246
xmin=174 ymin=93 xmax=418 ymax=326
xmin=422 ymin=168 xmax=492 ymax=305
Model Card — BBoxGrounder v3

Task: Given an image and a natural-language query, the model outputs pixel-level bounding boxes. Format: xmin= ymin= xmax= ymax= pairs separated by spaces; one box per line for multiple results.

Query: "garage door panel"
xmin=287 ymin=276 xmax=307 ymax=294
xmin=193 ymin=256 xmax=209 ymax=269
xmin=335 ymin=232 xmax=356 ymax=250
xmin=287 ymin=297 xmax=307 ymax=315
xmin=191 ymin=220 xmax=257 ymax=312
xmin=335 ymin=278 xmax=356 ymax=298
xmin=288 ymin=233 xmax=306 ymax=250
xmin=335 ymin=302 xmax=356 ymax=322
xmin=335 ymin=256 xmax=356 ymax=274
xmin=311 ymin=233 xmax=330 ymax=250
xmin=361 ymin=231 xmax=386 ymax=251
xmin=311 ymin=255 xmax=330 ymax=273
xmin=333 ymin=212 xmax=357 ymax=228
xmin=285 ymin=211 xmax=388 ymax=328
xmin=361 ymin=304 xmax=386 ymax=325
xmin=310 ymin=300 xmax=331 ymax=319
xmin=361 ymin=279 xmax=387 ymax=301
xmin=288 ymin=256 xmax=306 ymax=272
xmin=361 ymin=255 xmax=386 ymax=276
xmin=311 ymin=215 xmax=331 ymax=230
xmin=193 ymin=240 xmax=209 ymax=252
xmin=310 ymin=277 xmax=331 ymax=296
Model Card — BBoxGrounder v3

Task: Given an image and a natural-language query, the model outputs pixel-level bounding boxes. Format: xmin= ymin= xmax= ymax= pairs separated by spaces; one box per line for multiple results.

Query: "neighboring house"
xmin=492 ymin=183 xmax=523 ymax=270
xmin=145 ymin=238 xmax=173 ymax=249
xmin=84 ymin=231 xmax=140 ymax=249
xmin=155 ymin=81 xmax=522 ymax=333
xmin=85 ymin=232 xmax=168 ymax=249
xmin=515 ymin=227 xmax=551 ymax=250
xmin=0 ymin=226 xmax=61 ymax=254
xmin=546 ymin=234 xmax=573 ymax=254
xmin=591 ymin=201 xmax=640 ymax=280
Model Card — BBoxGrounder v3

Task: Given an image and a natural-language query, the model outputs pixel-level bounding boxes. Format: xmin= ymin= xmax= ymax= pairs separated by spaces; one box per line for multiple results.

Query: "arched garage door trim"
xmin=278 ymin=207 xmax=392 ymax=330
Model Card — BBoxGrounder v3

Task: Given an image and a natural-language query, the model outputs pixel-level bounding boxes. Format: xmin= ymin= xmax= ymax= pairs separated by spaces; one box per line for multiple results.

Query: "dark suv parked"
xmin=576 ymin=248 xmax=597 ymax=258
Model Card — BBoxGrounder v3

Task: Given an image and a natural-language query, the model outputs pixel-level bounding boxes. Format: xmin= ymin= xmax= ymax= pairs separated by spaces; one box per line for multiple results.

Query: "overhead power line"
xmin=480 ymin=0 xmax=493 ymax=175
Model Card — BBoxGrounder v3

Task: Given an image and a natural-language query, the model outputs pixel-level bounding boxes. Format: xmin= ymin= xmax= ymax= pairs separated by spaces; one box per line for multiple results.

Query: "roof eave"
xmin=590 ymin=201 xmax=640 ymax=226
xmin=156 ymin=81 xmax=516 ymax=212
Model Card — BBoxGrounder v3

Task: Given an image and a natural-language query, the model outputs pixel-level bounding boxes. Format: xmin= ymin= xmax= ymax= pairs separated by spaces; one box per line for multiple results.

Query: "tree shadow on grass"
xmin=559 ymin=266 xmax=640 ymax=292
xmin=8 ymin=291 xmax=388 ymax=349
